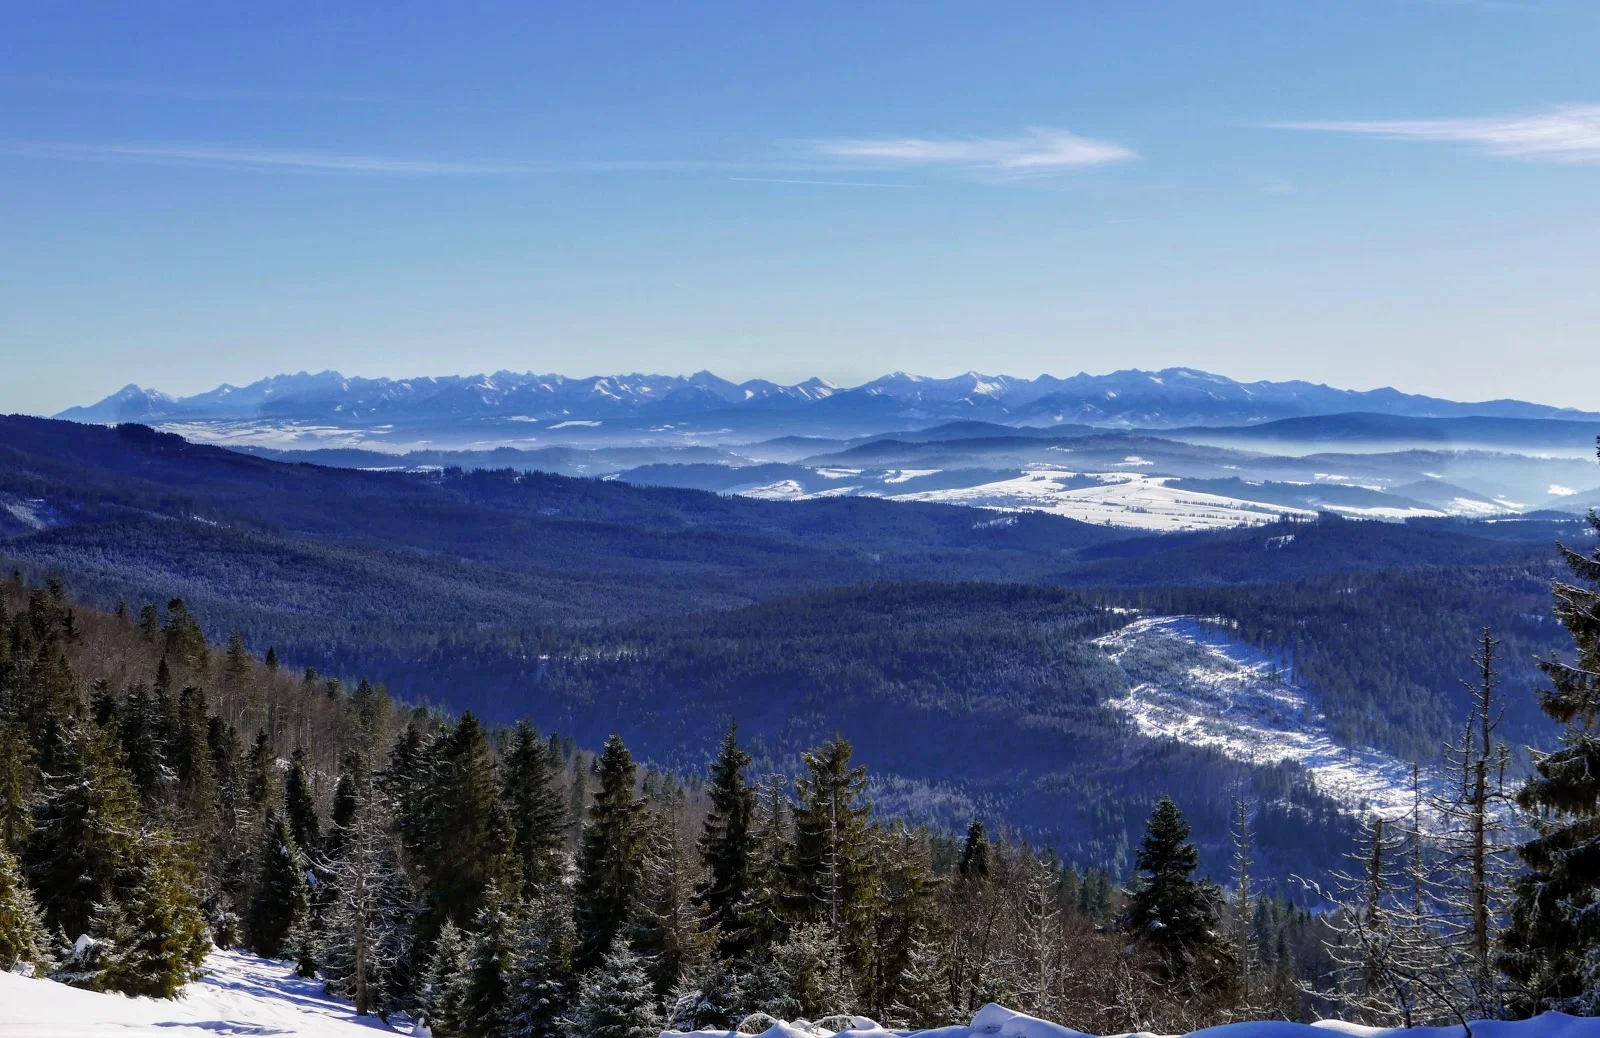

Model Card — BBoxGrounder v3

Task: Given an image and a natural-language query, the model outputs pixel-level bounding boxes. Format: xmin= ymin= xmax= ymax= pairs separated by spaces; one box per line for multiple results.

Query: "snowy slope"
xmin=1095 ymin=616 xmax=1439 ymax=817
xmin=0 ymin=948 xmax=409 ymax=1036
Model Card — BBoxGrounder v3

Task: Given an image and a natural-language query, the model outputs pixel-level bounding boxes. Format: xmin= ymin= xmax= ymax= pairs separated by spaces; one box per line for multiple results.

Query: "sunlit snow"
xmin=1095 ymin=616 xmax=1441 ymax=817
xmin=889 ymin=470 xmax=1312 ymax=532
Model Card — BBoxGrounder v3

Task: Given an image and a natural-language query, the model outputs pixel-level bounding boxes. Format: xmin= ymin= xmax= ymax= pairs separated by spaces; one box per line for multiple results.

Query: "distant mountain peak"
xmin=51 ymin=366 xmax=1600 ymax=441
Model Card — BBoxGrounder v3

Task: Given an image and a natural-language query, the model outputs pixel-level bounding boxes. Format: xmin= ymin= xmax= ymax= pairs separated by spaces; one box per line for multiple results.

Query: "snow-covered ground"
xmin=666 ymin=1005 xmax=1600 ymax=1038
xmin=886 ymin=470 xmax=1312 ymax=532
xmin=6 ymin=965 xmax=1595 ymax=1038
xmin=1095 ymin=616 xmax=1439 ymax=817
xmin=0 ymin=949 xmax=408 ymax=1037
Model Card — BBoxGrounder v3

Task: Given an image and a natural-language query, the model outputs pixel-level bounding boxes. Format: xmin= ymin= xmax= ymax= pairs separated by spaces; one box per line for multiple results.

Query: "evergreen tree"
xmin=461 ymin=881 xmax=518 ymax=1036
xmin=696 ymin=723 xmax=756 ymax=957
xmin=118 ymin=682 xmax=171 ymax=802
xmin=422 ymin=919 xmax=471 ymax=1037
xmin=26 ymin=723 xmax=141 ymax=939
xmin=787 ymin=734 xmax=876 ymax=977
xmin=110 ymin=840 xmax=211 ymax=997
xmin=172 ymin=686 xmax=219 ymax=828
xmin=737 ymin=774 xmax=791 ymax=956
xmin=502 ymin=721 xmax=566 ymax=892
xmin=283 ymin=746 xmax=321 ymax=855
xmin=574 ymin=734 xmax=648 ymax=971
xmin=504 ymin=887 xmax=577 ymax=1038
xmin=56 ymin=838 xmax=209 ymax=998
xmin=244 ymin=730 xmax=277 ymax=818
xmin=769 ymin=922 xmax=855 ymax=1020
xmin=224 ymin=632 xmax=253 ymax=688
xmin=957 ymin=819 xmax=990 ymax=882
xmin=412 ymin=713 xmax=519 ymax=936
xmin=565 ymin=941 xmax=663 ymax=1038
xmin=636 ymin=779 xmax=710 ymax=995
xmin=246 ymin=810 xmax=309 ymax=959
xmin=0 ymin=721 xmax=31 ymax=853
xmin=0 ymin=840 xmax=49 ymax=972
xmin=864 ymin=824 xmax=945 ymax=1027
xmin=1502 ymin=513 xmax=1600 ymax=1010
xmin=1124 ymin=796 xmax=1230 ymax=982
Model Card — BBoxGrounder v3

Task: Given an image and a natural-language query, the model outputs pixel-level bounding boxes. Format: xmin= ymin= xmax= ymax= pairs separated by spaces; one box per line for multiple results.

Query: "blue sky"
xmin=2 ymin=1 xmax=1597 ymax=414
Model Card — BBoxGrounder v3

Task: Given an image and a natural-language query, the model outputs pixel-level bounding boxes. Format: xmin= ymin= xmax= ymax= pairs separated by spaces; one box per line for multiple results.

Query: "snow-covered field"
xmin=1095 ymin=616 xmax=1438 ymax=817
xmin=5 ymin=961 xmax=1596 ymax=1038
xmin=886 ymin=470 xmax=1311 ymax=532
xmin=0 ymin=949 xmax=407 ymax=1036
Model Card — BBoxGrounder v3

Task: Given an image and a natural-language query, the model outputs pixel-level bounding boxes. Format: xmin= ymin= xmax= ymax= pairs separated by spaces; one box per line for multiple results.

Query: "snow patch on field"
xmin=0 ymin=948 xmax=409 ymax=1036
xmin=1094 ymin=616 xmax=1438 ymax=817
xmin=0 ymin=495 xmax=59 ymax=532
xmin=883 ymin=468 xmax=942 ymax=483
xmin=890 ymin=470 xmax=1312 ymax=532
xmin=740 ymin=480 xmax=810 ymax=501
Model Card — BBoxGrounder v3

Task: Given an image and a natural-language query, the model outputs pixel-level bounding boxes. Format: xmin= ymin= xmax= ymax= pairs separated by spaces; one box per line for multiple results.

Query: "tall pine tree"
xmin=696 ymin=722 xmax=756 ymax=957
xmin=574 ymin=734 xmax=648 ymax=972
xmin=246 ymin=810 xmax=309 ymax=959
xmin=502 ymin=721 xmax=566 ymax=893
xmin=1124 ymin=796 xmax=1230 ymax=983
xmin=1502 ymin=510 xmax=1600 ymax=1011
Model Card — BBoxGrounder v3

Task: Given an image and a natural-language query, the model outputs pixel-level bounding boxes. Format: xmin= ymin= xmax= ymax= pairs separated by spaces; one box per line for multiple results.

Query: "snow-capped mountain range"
xmin=55 ymin=367 xmax=1600 ymax=433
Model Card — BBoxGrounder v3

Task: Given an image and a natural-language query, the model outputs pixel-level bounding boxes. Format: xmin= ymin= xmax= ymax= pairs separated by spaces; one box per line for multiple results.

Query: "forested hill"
xmin=0 ymin=415 xmax=1128 ymax=631
xmin=0 ymin=415 xmax=1581 ymax=883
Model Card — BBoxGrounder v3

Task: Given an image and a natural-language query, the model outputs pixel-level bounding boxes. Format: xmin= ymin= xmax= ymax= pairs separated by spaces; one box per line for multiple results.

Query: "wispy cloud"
xmin=728 ymin=176 xmax=910 ymax=188
xmin=1264 ymin=104 xmax=1600 ymax=163
xmin=811 ymin=127 xmax=1137 ymax=176
xmin=2 ymin=131 xmax=1140 ymax=183
xmin=0 ymin=142 xmax=745 ymax=176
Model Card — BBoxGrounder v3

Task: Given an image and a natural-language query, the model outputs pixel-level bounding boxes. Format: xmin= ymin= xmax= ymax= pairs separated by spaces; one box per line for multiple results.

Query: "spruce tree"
xmin=412 ymin=713 xmax=519 ymax=935
xmin=574 ymin=734 xmax=647 ymax=971
xmin=864 ymin=824 xmax=945 ymax=1027
xmin=696 ymin=722 xmax=756 ymax=956
xmin=108 ymin=839 xmax=211 ymax=997
xmin=26 ymin=723 xmax=141 ymax=938
xmin=0 ymin=721 xmax=30 ymax=853
xmin=787 ymin=734 xmax=876 ymax=976
xmin=422 ymin=919 xmax=471 ymax=1036
xmin=284 ymin=746 xmax=322 ymax=855
xmin=737 ymin=774 xmax=791 ymax=956
xmin=1124 ymin=796 xmax=1230 ymax=983
xmin=565 ymin=940 xmax=663 ymax=1038
xmin=957 ymin=819 xmax=990 ymax=882
xmin=57 ymin=838 xmax=209 ymax=998
xmin=0 ymin=840 xmax=49 ymax=972
xmin=244 ymin=730 xmax=277 ymax=818
xmin=118 ymin=682 xmax=171 ymax=802
xmin=636 ymin=779 xmax=710 ymax=995
xmin=502 ymin=721 xmax=566 ymax=892
xmin=1502 ymin=511 xmax=1600 ymax=1010
xmin=462 ymin=882 xmax=518 ymax=1037
xmin=246 ymin=810 xmax=309 ymax=959
xmin=504 ymin=887 xmax=577 ymax=1038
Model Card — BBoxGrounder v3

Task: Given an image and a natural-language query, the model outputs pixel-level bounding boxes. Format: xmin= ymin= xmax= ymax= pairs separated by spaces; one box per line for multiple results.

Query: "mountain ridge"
xmin=56 ymin=366 xmax=1600 ymax=435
